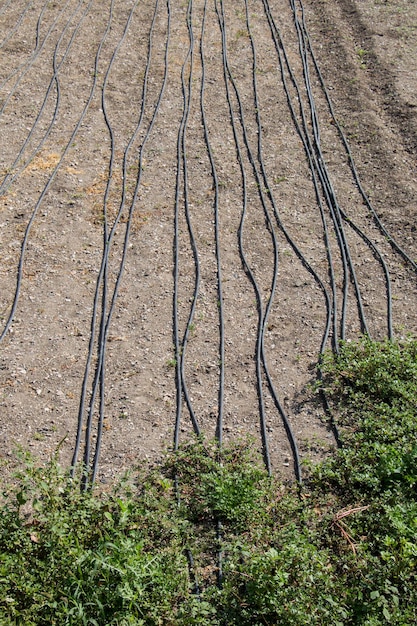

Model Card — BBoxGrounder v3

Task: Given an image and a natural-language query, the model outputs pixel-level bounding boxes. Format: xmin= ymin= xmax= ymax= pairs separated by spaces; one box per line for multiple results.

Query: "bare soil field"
xmin=0 ymin=0 xmax=416 ymax=485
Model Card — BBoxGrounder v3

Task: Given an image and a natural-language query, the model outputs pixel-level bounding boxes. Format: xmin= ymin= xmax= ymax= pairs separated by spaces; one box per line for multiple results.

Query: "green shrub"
xmin=0 ymin=337 xmax=416 ymax=623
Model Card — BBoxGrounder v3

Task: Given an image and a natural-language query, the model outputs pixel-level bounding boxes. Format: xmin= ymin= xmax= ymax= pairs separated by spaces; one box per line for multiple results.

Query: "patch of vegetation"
xmin=0 ymin=337 xmax=416 ymax=624
xmin=317 ymin=336 xmax=417 ymax=501
xmin=356 ymin=47 xmax=369 ymax=69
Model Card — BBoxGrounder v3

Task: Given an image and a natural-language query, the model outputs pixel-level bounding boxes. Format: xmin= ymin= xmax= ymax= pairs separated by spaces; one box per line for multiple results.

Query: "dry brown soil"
xmin=0 ymin=0 xmax=416 ymax=484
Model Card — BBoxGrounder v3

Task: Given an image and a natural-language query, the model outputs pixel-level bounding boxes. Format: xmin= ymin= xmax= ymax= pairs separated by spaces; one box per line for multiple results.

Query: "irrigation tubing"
xmin=0 ymin=0 xmax=77 ymax=117
xmin=0 ymin=0 xmax=50 ymax=94
xmin=0 ymin=0 xmax=33 ymax=52
xmin=290 ymin=0 xmax=394 ymax=341
xmin=173 ymin=0 xmax=202 ymax=449
xmin=259 ymin=0 xmax=350 ymax=439
xmin=199 ymin=0 xmax=225 ymax=447
xmin=261 ymin=0 xmax=339 ymax=353
xmin=0 ymin=0 xmax=107 ymax=346
xmin=185 ymin=548 xmax=201 ymax=598
xmin=245 ymin=0 xmax=312 ymax=481
xmin=0 ymin=0 xmax=89 ymax=196
xmin=199 ymin=0 xmax=226 ymax=587
xmin=74 ymin=0 xmax=139 ymax=486
xmin=71 ymin=0 xmax=171 ymax=487
xmin=214 ymin=0 xmax=269 ymax=473
xmin=289 ymin=0 xmax=371 ymax=340
xmin=260 ymin=0 xmax=400 ymax=442
xmin=297 ymin=0 xmax=417 ymax=279
xmin=262 ymin=0 xmax=371 ymax=347
xmin=216 ymin=0 xmax=308 ymax=479
xmin=0 ymin=0 xmax=69 ymax=99
xmin=274 ymin=1 xmax=352 ymax=343
xmin=288 ymin=0 xmax=367 ymax=340
xmin=0 ymin=0 xmax=14 ymax=20
xmin=244 ymin=4 xmax=332 ymax=357
xmin=296 ymin=0 xmax=416 ymax=288
xmin=200 ymin=1 xmax=225 ymax=448
xmin=216 ymin=2 xmax=278 ymax=474
xmin=287 ymin=0 xmax=396 ymax=341
xmin=90 ymin=0 xmax=171 ymax=484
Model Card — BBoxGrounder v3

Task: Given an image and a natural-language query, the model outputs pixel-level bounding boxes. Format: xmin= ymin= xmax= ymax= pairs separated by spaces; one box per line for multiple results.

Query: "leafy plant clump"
xmin=0 ymin=336 xmax=416 ymax=624
xmin=318 ymin=335 xmax=417 ymax=500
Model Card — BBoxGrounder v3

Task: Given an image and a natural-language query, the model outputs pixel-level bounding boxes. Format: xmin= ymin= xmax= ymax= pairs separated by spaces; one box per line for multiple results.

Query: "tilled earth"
xmin=0 ymin=0 xmax=416 ymax=484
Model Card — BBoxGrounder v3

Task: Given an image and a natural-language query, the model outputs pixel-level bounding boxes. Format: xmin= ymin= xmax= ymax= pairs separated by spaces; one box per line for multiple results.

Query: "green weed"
xmin=1 ymin=337 xmax=417 ymax=623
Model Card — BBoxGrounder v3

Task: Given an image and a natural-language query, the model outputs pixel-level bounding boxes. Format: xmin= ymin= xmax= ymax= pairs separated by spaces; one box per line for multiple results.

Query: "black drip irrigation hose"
xmin=199 ymin=0 xmax=215 ymax=437
xmin=288 ymin=0 xmax=363 ymax=341
xmin=214 ymin=0 xmax=270 ymax=474
xmin=288 ymin=0 xmax=398 ymax=342
xmin=288 ymin=0 xmax=370 ymax=341
xmin=260 ymin=0 xmax=346 ymax=439
xmin=340 ymin=214 xmax=393 ymax=340
xmin=289 ymin=0 xmax=395 ymax=343
xmin=76 ymin=0 xmax=141 ymax=487
xmin=262 ymin=0 xmax=390 ymax=346
xmin=0 ymin=0 xmax=88 ymax=196
xmin=244 ymin=0 xmax=304 ymax=482
xmin=0 ymin=0 xmax=74 ymax=117
xmin=296 ymin=0 xmax=415 ymax=313
xmin=0 ymin=0 xmax=34 ymax=52
xmin=200 ymin=3 xmax=225 ymax=448
xmin=185 ymin=548 xmax=201 ymax=598
xmin=261 ymin=0 xmax=339 ymax=356
xmin=200 ymin=0 xmax=225 ymax=589
xmin=199 ymin=0 xmax=225 ymax=447
xmin=260 ymin=0 xmax=402 ymax=443
xmin=173 ymin=0 xmax=202 ymax=449
xmin=216 ymin=0 xmax=307 ymax=479
xmin=0 ymin=0 xmax=51 ymax=94
xmin=0 ymin=0 xmax=104 ymax=346
xmin=90 ymin=0 xmax=171 ymax=485
xmin=74 ymin=0 xmax=128 ymax=486
xmin=0 ymin=0 xmax=14 ymax=20
xmin=244 ymin=4 xmax=332 ymax=356
xmin=179 ymin=0 xmax=202 ymax=443
xmin=297 ymin=0 xmax=417 ymax=279
xmin=71 ymin=0 xmax=171 ymax=487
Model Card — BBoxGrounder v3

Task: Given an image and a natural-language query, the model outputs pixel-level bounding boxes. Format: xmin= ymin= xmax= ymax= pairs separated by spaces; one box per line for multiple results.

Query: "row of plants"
xmin=0 ymin=336 xmax=416 ymax=624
